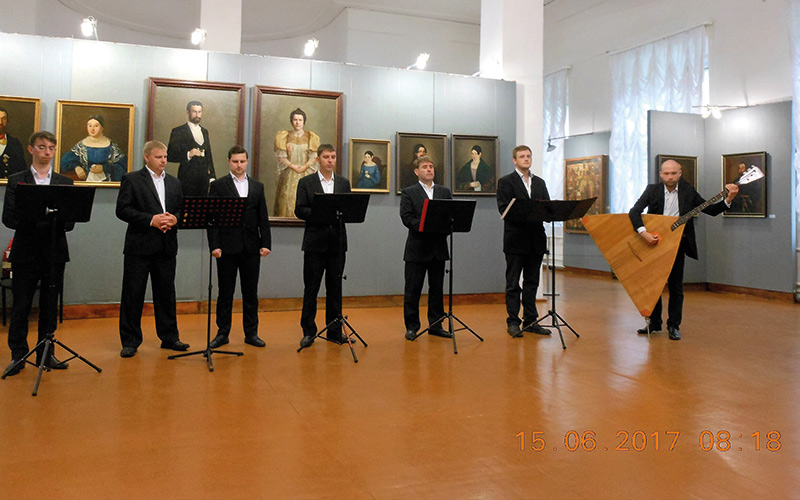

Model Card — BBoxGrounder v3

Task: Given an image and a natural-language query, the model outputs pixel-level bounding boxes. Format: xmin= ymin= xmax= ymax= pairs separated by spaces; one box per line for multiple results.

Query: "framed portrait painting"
xmin=396 ymin=132 xmax=447 ymax=194
xmin=54 ymin=100 xmax=134 ymax=187
xmin=722 ymin=151 xmax=767 ymax=217
xmin=0 ymin=95 xmax=41 ymax=183
xmin=451 ymin=134 xmax=498 ymax=196
xmin=655 ymin=154 xmax=697 ymax=190
xmin=564 ymin=155 xmax=607 ymax=234
xmin=146 ymin=77 xmax=246 ymax=190
xmin=349 ymin=139 xmax=390 ymax=193
xmin=252 ymin=86 xmax=343 ymax=225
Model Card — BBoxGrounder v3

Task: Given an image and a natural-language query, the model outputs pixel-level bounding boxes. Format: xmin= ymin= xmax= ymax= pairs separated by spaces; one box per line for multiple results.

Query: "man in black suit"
xmin=629 ymin=159 xmax=739 ymax=340
xmin=2 ymin=131 xmax=72 ymax=376
xmin=295 ymin=144 xmax=351 ymax=348
xmin=496 ymin=145 xmax=551 ymax=338
xmin=208 ymin=146 xmax=271 ymax=349
xmin=400 ymin=154 xmax=452 ymax=340
xmin=167 ymin=101 xmax=215 ymax=197
xmin=0 ymin=107 xmax=27 ymax=178
xmin=116 ymin=140 xmax=188 ymax=358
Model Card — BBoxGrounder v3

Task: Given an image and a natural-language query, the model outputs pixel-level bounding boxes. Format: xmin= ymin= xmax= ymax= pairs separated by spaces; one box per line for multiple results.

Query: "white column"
xmin=480 ymin=0 xmax=543 ymax=175
xmin=200 ymin=0 xmax=242 ymax=53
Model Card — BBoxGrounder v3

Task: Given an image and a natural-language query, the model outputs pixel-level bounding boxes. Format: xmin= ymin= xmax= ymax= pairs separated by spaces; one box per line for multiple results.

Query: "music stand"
xmin=167 ymin=196 xmax=247 ymax=372
xmin=409 ymin=198 xmax=483 ymax=354
xmin=504 ymin=197 xmax=596 ymax=349
xmin=1 ymin=184 xmax=101 ymax=396
xmin=296 ymin=193 xmax=370 ymax=362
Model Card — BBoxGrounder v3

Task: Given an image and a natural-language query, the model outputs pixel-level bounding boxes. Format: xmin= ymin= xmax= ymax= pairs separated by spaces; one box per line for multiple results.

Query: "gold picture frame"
xmin=349 ymin=139 xmax=390 ymax=193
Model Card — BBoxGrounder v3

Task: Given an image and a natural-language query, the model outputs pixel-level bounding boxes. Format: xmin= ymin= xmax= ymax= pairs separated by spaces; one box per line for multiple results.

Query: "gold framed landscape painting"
xmin=564 ymin=155 xmax=607 ymax=233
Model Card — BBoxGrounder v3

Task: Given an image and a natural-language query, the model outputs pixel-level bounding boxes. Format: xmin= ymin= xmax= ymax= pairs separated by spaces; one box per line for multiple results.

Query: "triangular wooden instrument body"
xmin=582 ymin=214 xmax=685 ymax=317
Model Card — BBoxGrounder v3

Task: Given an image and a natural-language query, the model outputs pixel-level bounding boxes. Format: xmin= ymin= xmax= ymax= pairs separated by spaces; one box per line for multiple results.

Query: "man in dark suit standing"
xmin=2 ymin=131 xmax=72 ymax=376
xmin=116 ymin=140 xmax=188 ymax=358
xmin=295 ymin=144 xmax=351 ymax=349
xmin=167 ymin=101 xmax=215 ymax=197
xmin=400 ymin=155 xmax=452 ymax=340
xmin=496 ymin=145 xmax=551 ymax=338
xmin=0 ymin=107 xmax=27 ymax=178
xmin=629 ymin=159 xmax=738 ymax=340
xmin=208 ymin=146 xmax=271 ymax=349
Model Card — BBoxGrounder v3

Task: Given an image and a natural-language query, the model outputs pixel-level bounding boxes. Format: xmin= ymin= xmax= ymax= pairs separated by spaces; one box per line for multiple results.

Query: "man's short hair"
xmin=0 ymin=106 xmax=8 ymax=118
xmin=512 ymin=145 xmax=531 ymax=159
xmin=186 ymin=101 xmax=203 ymax=110
xmin=143 ymin=140 xmax=167 ymax=156
xmin=414 ymin=155 xmax=434 ymax=169
xmin=29 ymin=131 xmax=57 ymax=147
xmin=228 ymin=145 xmax=248 ymax=159
xmin=317 ymin=143 xmax=336 ymax=156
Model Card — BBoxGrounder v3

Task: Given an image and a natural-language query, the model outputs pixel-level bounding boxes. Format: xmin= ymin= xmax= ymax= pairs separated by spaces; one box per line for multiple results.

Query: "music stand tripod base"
xmin=297 ymin=314 xmax=367 ymax=363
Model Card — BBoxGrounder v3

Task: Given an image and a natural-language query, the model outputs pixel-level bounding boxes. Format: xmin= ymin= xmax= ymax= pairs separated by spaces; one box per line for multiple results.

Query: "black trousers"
xmin=215 ymin=252 xmax=260 ymax=338
xmin=649 ymin=247 xmax=686 ymax=329
xmin=7 ymin=260 xmax=64 ymax=361
xmin=119 ymin=253 xmax=180 ymax=348
xmin=301 ymin=251 xmax=345 ymax=338
xmin=504 ymin=252 xmax=544 ymax=326
xmin=403 ymin=260 xmax=446 ymax=332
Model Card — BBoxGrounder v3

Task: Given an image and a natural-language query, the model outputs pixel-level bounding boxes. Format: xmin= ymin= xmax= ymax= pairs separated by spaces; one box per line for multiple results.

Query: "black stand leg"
xmin=522 ymin=220 xmax=580 ymax=350
xmin=410 ymin=221 xmax=483 ymax=354
xmin=169 ymin=239 xmax=242 ymax=371
xmin=296 ymin=211 xmax=367 ymax=362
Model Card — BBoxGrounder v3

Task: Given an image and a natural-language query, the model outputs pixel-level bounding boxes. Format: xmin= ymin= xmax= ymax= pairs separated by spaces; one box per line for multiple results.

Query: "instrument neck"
xmin=670 ymin=188 xmax=728 ymax=231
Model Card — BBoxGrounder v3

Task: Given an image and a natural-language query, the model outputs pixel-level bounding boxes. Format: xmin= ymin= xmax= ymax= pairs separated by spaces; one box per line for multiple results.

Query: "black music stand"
xmin=504 ymin=197 xmax=596 ymax=349
xmin=1 ymin=184 xmax=101 ymax=396
xmin=296 ymin=193 xmax=370 ymax=362
xmin=409 ymin=198 xmax=483 ymax=354
xmin=167 ymin=196 xmax=247 ymax=372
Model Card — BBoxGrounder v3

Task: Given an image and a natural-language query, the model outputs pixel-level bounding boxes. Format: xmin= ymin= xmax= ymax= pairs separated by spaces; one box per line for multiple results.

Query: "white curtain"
xmin=608 ymin=26 xmax=706 ymax=213
xmin=543 ymin=69 xmax=568 ymax=200
xmin=790 ymin=0 xmax=800 ymax=215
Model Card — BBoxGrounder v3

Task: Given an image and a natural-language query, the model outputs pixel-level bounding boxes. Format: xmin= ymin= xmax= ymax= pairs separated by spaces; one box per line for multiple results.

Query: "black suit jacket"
xmin=1 ymin=134 xmax=27 ymax=178
xmin=116 ymin=167 xmax=183 ymax=256
xmin=2 ymin=170 xmax=74 ymax=263
xmin=399 ymin=182 xmax=452 ymax=262
xmin=295 ymin=173 xmax=351 ymax=253
xmin=207 ymin=175 xmax=271 ymax=254
xmin=496 ymin=171 xmax=550 ymax=255
xmin=167 ymin=123 xmax=215 ymax=195
xmin=628 ymin=179 xmax=728 ymax=260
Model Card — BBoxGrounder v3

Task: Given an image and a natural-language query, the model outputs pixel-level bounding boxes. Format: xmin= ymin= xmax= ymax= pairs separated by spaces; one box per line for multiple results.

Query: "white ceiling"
xmin=57 ymin=0 xmax=485 ymax=41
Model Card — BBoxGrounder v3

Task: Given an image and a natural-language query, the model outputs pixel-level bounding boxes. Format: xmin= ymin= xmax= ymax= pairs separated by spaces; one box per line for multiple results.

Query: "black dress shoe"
xmin=4 ymin=359 xmax=25 ymax=377
xmin=637 ymin=325 xmax=661 ymax=334
xmin=300 ymin=335 xmax=315 ymax=348
xmin=405 ymin=329 xmax=418 ymax=341
xmin=160 ymin=340 xmax=190 ymax=351
xmin=209 ymin=334 xmax=229 ymax=348
xmin=507 ymin=324 xmax=523 ymax=338
xmin=244 ymin=335 xmax=266 ymax=348
xmin=120 ymin=346 xmax=137 ymax=358
xmin=668 ymin=327 xmax=681 ymax=340
xmin=524 ymin=324 xmax=551 ymax=335
xmin=41 ymin=355 xmax=69 ymax=370
xmin=428 ymin=328 xmax=453 ymax=338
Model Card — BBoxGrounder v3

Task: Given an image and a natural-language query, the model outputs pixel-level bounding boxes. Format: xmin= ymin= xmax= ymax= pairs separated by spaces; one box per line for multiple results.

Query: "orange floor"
xmin=1 ymin=272 xmax=799 ymax=499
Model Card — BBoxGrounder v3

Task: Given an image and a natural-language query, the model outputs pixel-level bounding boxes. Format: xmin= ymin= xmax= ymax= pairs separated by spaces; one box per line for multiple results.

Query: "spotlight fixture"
xmin=303 ymin=38 xmax=319 ymax=57
xmin=407 ymin=53 xmax=430 ymax=70
xmin=191 ymin=28 xmax=207 ymax=46
xmin=544 ymin=132 xmax=597 ymax=152
xmin=694 ymin=104 xmax=740 ymax=119
xmin=81 ymin=16 xmax=98 ymax=40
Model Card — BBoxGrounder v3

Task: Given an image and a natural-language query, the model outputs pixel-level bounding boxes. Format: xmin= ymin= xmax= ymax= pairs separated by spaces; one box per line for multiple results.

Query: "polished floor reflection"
xmin=1 ymin=272 xmax=799 ymax=499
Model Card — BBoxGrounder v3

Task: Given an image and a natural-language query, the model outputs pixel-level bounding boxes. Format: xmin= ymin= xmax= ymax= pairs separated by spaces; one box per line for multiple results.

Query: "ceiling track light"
xmin=304 ymin=38 xmax=319 ymax=57
xmin=545 ymin=132 xmax=597 ymax=152
xmin=191 ymin=28 xmax=207 ymax=47
xmin=407 ymin=53 xmax=430 ymax=70
xmin=81 ymin=16 xmax=98 ymax=41
xmin=694 ymin=104 xmax=741 ymax=119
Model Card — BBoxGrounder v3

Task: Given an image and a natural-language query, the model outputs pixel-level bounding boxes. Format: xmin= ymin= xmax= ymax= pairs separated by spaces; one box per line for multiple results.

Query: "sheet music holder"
xmin=508 ymin=197 xmax=596 ymax=349
xmin=308 ymin=193 xmax=370 ymax=225
xmin=419 ymin=198 xmax=476 ymax=234
xmin=408 ymin=198 xmax=483 ymax=354
xmin=2 ymin=184 xmax=101 ymax=396
xmin=296 ymin=192 xmax=371 ymax=362
xmin=169 ymin=196 xmax=247 ymax=372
